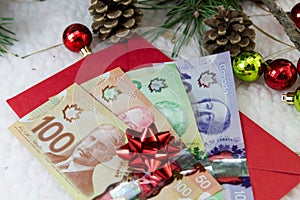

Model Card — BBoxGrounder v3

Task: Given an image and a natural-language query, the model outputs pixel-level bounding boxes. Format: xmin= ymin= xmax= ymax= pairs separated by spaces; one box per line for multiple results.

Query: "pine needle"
xmin=252 ymin=23 xmax=296 ymax=49
xmin=0 ymin=17 xmax=17 ymax=56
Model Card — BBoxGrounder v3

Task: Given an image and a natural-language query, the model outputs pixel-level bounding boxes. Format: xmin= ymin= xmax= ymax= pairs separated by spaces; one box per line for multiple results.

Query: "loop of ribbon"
xmin=116 ymin=123 xmax=180 ymax=181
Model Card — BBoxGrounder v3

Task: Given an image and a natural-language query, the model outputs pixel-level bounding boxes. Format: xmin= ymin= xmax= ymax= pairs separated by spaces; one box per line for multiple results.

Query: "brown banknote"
xmin=9 ymin=84 xmax=130 ymax=199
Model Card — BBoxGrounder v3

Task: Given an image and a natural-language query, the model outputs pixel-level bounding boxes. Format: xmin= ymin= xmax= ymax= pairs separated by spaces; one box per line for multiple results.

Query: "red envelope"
xmin=6 ymin=35 xmax=300 ymax=200
xmin=241 ymin=113 xmax=300 ymax=199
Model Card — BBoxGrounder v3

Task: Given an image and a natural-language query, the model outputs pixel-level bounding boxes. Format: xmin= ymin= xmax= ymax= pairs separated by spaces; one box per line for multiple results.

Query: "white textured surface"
xmin=0 ymin=0 xmax=299 ymax=199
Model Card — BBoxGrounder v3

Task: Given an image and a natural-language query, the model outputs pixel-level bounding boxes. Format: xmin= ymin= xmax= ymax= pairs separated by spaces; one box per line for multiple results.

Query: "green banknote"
xmin=126 ymin=63 xmax=207 ymax=160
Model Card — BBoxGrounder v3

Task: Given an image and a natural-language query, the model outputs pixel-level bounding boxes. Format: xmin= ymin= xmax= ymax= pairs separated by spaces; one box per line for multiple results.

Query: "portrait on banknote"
xmin=191 ymin=98 xmax=231 ymax=135
xmin=117 ymin=106 xmax=155 ymax=132
xmin=47 ymin=123 xmax=125 ymax=195
xmin=154 ymin=100 xmax=188 ymax=137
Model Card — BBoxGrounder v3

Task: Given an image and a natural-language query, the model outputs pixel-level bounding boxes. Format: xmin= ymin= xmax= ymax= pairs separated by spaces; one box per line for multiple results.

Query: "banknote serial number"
xmin=31 ymin=116 xmax=75 ymax=153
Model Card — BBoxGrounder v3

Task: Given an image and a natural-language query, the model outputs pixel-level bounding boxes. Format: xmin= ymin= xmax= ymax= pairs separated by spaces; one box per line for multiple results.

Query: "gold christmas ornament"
xmin=202 ymin=6 xmax=256 ymax=57
xmin=89 ymin=0 xmax=143 ymax=43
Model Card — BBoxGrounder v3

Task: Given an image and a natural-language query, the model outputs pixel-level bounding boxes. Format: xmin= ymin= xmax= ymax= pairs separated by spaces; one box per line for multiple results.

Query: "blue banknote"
xmin=175 ymin=51 xmax=254 ymax=200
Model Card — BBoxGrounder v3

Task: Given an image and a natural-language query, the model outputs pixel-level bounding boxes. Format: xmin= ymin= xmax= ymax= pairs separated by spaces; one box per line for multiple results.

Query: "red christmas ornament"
xmin=291 ymin=3 xmax=300 ymax=29
xmin=290 ymin=3 xmax=300 ymax=28
xmin=62 ymin=23 xmax=92 ymax=56
xmin=297 ymin=57 xmax=300 ymax=75
xmin=264 ymin=59 xmax=297 ymax=90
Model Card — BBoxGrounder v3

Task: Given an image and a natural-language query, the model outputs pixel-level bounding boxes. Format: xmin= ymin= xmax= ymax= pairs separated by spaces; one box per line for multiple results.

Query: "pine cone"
xmin=89 ymin=0 xmax=143 ymax=43
xmin=202 ymin=6 xmax=256 ymax=57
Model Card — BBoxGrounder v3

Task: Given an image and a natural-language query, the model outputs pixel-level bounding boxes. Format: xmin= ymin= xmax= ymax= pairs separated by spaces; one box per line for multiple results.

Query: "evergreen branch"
xmin=0 ymin=26 xmax=17 ymax=35
xmin=260 ymin=0 xmax=300 ymax=52
xmin=138 ymin=4 xmax=178 ymax=10
xmin=138 ymin=0 xmax=242 ymax=57
xmin=0 ymin=17 xmax=13 ymax=21
xmin=20 ymin=43 xmax=62 ymax=59
xmin=0 ymin=17 xmax=17 ymax=56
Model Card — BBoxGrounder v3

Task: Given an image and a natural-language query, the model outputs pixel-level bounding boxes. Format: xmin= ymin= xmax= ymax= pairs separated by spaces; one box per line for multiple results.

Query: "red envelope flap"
xmin=6 ymin=35 xmax=170 ymax=118
xmin=240 ymin=113 xmax=300 ymax=175
xmin=6 ymin=58 xmax=84 ymax=118
xmin=6 ymin=42 xmax=127 ymax=118
xmin=249 ymin=168 xmax=300 ymax=199
xmin=127 ymin=36 xmax=172 ymax=69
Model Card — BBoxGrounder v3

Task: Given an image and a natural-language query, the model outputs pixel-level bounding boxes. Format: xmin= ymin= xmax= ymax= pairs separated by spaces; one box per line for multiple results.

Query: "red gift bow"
xmin=116 ymin=123 xmax=181 ymax=181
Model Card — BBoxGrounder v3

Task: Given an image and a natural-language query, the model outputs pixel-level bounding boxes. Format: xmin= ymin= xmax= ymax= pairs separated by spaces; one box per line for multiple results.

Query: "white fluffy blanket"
xmin=0 ymin=0 xmax=299 ymax=199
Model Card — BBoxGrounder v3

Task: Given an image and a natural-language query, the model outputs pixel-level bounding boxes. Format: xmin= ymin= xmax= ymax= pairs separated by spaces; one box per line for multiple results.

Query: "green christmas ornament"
xmin=295 ymin=90 xmax=300 ymax=112
xmin=232 ymin=51 xmax=266 ymax=82
xmin=282 ymin=87 xmax=300 ymax=112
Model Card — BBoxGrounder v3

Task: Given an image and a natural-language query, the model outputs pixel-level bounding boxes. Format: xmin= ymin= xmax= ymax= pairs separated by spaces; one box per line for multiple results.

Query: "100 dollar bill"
xmin=9 ymin=84 xmax=130 ymax=200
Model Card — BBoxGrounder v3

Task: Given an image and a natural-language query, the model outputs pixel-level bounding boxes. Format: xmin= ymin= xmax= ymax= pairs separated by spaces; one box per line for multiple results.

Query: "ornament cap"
xmin=282 ymin=87 xmax=300 ymax=112
xmin=281 ymin=92 xmax=295 ymax=105
xmin=79 ymin=46 xmax=92 ymax=57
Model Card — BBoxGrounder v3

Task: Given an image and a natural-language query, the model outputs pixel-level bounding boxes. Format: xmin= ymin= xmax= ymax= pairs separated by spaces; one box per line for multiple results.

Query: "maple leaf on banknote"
xmin=102 ymin=85 xmax=121 ymax=102
xmin=198 ymin=71 xmax=217 ymax=88
xmin=148 ymin=78 xmax=168 ymax=93
xmin=62 ymin=104 xmax=83 ymax=122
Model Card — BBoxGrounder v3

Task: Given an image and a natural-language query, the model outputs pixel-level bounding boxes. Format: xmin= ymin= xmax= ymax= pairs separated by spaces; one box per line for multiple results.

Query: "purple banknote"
xmin=176 ymin=51 xmax=254 ymax=200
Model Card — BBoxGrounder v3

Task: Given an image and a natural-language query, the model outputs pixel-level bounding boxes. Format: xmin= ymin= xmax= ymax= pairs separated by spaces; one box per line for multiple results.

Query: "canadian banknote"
xmin=126 ymin=63 xmax=207 ymax=160
xmin=175 ymin=51 xmax=254 ymax=200
xmin=9 ymin=84 xmax=130 ymax=199
xmin=81 ymin=67 xmax=175 ymax=136
xmin=9 ymin=83 xmax=222 ymax=200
